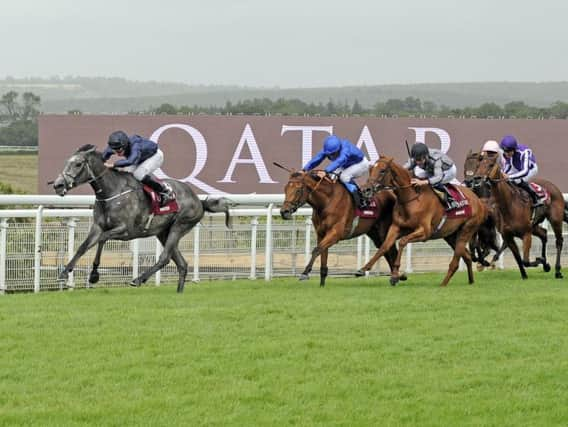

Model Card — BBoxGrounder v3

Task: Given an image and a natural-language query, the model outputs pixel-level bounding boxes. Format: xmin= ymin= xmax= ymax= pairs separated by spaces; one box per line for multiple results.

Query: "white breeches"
xmin=510 ymin=165 xmax=538 ymax=184
xmin=335 ymin=158 xmax=370 ymax=184
xmin=119 ymin=149 xmax=164 ymax=181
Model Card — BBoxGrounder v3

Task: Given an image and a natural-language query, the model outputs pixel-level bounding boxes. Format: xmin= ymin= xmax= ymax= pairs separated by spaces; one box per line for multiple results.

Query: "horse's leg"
xmin=88 ymin=242 xmax=105 ymax=285
xmin=531 ymin=225 xmax=550 ymax=271
xmin=319 ymin=248 xmax=329 ymax=287
xmin=550 ymin=220 xmax=564 ymax=279
xmin=300 ymin=231 xmax=340 ymax=282
xmin=489 ymin=239 xmax=508 ymax=269
xmin=520 ymin=230 xmax=539 ymax=267
xmin=59 ymin=225 xmax=103 ymax=284
xmin=383 ymin=244 xmax=408 ymax=283
xmin=504 ymin=234 xmax=528 ymax=279
xmin=439 ymin=231 xmax=474 ymax=286
xmin=157 ymin=231 xmax=188 ymax=292
xmin=388 ymin=226 xmax=428 ymax=286
xmin=132 ymin=222 xmax=192 ymax=290
xmin=359 ymin=224 xmax=401 ymax=275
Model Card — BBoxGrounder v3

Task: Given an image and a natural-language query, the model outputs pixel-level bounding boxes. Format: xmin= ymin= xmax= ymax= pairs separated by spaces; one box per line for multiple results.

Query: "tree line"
xmin=2 ymin=91 xmax=568 ymax=147
xmin=151 ymin=97 xmax=568 ymax=119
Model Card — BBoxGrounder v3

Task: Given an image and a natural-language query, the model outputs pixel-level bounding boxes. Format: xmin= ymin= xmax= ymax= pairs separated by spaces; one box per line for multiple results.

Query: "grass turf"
xmin=1 ymin=270 xmax=567 ymax=426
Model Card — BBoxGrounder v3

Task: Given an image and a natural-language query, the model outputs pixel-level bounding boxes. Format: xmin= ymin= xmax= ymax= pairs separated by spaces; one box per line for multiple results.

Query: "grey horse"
xmin=52 ymin=144 xmax=231 ymax=293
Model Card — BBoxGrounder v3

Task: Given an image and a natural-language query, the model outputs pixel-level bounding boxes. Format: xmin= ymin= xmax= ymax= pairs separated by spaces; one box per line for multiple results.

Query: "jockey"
xmin=302 ymin=135 xmax=370 ymax=208
xmin=102 ymin=130 xmax=175 ymax=206
xmin=481 ymin=140 xmax=503 ymax=159
xmin=499 ymin=135 xmax=540 ymax=206
xmin=404 ymin=143 xmax=458 ymax=209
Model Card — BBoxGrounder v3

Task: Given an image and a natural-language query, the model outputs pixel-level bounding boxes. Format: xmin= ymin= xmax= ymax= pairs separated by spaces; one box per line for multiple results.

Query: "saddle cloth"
xmin=354 ymin=199 xmax=379 ymax=219
xmin=142 ymin=185 xmax=179 ymax=215
xmin=529 ymin=182 xmax=550 ymax=204
xmin=445 ymin=184 xmax=472 ymax=219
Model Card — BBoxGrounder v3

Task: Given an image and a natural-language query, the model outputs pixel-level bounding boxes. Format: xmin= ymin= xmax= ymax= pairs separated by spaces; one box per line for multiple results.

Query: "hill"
xmin=2 ymin=77 xmax=568 ymax=113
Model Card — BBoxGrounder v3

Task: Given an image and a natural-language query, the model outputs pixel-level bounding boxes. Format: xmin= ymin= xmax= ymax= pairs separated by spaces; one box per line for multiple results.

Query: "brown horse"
xmin=360 ymin=156 xmax=487 ymax=286
xmin=463 ymin=150 xmax=502 ymax=269
xmin=278 ymin=166 xmax=407 ymax=287
xmin=473 ymin=152 xmax=567 ymax=279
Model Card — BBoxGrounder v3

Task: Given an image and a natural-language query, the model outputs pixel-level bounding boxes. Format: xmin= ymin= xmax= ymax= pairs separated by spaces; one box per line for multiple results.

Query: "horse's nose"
xmin=280 ymin=209 xmax=292 ymax=220
xmin=53 ymin=176 xmax=67 ymax=196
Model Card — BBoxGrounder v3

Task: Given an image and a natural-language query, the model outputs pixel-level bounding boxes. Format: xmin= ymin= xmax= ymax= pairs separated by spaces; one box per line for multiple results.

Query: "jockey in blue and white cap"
xmin=303 ymin=135 xmax=370 ymax=207
xmin=499 ymin=135 xmax=540 ymax=206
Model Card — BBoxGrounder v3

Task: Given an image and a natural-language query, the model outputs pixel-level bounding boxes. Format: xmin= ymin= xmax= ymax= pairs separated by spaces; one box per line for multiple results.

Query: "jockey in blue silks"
xmin=303 ymin=135 xmax=370 ymax=208
xmin=102 ymin=130 xmax=175 ymax=206
xmin=499 ymin=135 xmax=541 ymax=206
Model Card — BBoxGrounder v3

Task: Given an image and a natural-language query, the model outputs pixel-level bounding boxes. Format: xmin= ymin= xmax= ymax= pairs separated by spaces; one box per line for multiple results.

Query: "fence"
xmin=1 ymin=194 xmax=567 ymax=293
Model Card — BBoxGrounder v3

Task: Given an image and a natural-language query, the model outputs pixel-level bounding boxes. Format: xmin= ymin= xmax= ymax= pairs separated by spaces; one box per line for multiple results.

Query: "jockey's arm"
xmin=114 ymin=144 xmax=142 ymax=167
xmin=427 ymin=160 xmax=444 ymax=185
xmin=303 ymin=151 xmax=326 ymax=171
xmin=325 ymin=151 xmax=349 ymax=173
xmin=101 ymin=147 xmax=113 ymax=161
xmin=402 ymin=158 xmax=414 ymax=170
xmin=507 ymin=151 xmax=531 ymax=180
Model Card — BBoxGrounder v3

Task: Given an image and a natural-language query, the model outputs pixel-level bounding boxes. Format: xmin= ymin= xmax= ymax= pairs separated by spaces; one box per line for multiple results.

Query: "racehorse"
xmin=52 ymin=144 xmax=232 ymax=293
xmin=472 ymin=151 xmax=567 ymax=279
xmin=463 ymin=150 xmax=502 ymax=269
xmin=360 ymin=156 xmax=487 ymax=286
xmin=277 ymin=165 xmax=407 ymax=287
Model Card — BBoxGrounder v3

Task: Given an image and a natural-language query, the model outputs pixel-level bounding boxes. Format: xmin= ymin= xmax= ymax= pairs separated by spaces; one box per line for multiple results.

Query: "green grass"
xmin=0 ymin=153 xmax=38 ymax=194
xmin=1 ymin=270 xmax=568 ymax=426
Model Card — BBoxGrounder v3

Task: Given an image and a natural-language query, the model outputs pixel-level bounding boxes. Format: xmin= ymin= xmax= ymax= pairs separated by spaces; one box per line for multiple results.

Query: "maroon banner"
xmin=38 ymin=115 xmax=568 ymax=194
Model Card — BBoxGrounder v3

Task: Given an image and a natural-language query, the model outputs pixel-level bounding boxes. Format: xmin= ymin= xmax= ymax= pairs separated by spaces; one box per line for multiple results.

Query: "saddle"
xmin=434 ymin=184 xmax=472 ymax=218
xmin=342 ymin=182 xmax=379 ymax=218
xmin=142 ymin=184 xmax=179 ymax=215
xmin=528 ymin=182 xmax=550 ymax=205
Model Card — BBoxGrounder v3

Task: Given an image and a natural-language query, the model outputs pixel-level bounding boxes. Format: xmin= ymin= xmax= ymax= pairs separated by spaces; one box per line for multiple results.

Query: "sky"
xmin=2 ymin=0 xmax=568 ymax=88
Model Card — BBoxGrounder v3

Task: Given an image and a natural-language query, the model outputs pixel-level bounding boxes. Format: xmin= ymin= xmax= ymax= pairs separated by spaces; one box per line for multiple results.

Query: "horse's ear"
xmin=76 ymin=144 xmax=97 ymax=154
xmin=467 ymin=149 xmax=472 ymax=157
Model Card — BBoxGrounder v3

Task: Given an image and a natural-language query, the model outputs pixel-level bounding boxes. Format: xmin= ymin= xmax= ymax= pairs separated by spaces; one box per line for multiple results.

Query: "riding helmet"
xmin=323 ymin=135 xmax=341 ymax=155
xmin=500 ymin=135 xmax=518 ymax=151
xmin=410 ymin=143 xmax=429 ymax=160
xmin=108 ymin=130 xmax=130 ymax=150
xmin=482 ymin=140 xmax=501 ymax=153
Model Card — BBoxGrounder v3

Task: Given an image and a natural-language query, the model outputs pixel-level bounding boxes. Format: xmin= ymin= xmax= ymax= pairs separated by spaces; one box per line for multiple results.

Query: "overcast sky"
xmin=2 ymin=0 xmax=567 ymax=88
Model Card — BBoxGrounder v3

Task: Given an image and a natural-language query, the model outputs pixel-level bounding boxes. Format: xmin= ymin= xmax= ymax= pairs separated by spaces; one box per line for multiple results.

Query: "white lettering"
xmin=355 ymin=126 xmax=379 ymax=163
xmin=150 ymin=124 xmax=227 ymax=195
xmin=281 ymin=125 xmax=333 ymax=166
xmin=409 ymin=127 xmax=451 ymax=153
xmin=218 ymin=123 xmax=276 ymax=184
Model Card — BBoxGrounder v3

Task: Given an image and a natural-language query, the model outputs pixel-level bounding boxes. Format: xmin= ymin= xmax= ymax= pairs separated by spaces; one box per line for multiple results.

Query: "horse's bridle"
xmin=283 ymin=172 xmax=327 ymax=212
xmin=366 ymin=159 xmax=419 ymax=204
xmin=61 ymin=154 xmax=107 ymax=194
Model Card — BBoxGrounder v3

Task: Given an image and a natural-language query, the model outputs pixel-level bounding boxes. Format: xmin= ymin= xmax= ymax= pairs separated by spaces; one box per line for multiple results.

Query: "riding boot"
xmin=433 ymin=183 xmax=455 ymax=210
xmin=141 ymin=175 xmax=174 ymax=206
xmin=517 ymin=181 xmax=540 ymax=206
xmin=345 ymin=181 xmax=365 ymax=209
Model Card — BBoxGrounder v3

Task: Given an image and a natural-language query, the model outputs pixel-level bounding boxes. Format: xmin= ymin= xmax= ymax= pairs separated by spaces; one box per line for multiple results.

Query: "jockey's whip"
xmin=273 ymin=162 xmax=293 ymax=172
xmin=405 ymin=140 xmax=411 ymax=157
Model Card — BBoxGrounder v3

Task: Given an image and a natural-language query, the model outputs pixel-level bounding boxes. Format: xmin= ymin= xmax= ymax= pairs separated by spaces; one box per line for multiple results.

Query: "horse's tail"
xmin=202 ymin=197 xmax=233 ymax=228
xmin=564 ymin=199 xmax=568 ymax=224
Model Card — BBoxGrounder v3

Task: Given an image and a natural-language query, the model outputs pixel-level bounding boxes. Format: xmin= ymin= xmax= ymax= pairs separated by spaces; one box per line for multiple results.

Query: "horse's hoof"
xmin=389 ymin=277 xmax=399 ymax=286
xmin=88 ymin=271 xmax=100 ymax=284
xmin=543 ymin=263 xmax=551 ymax=273
xmin=298 ymin=274 xmax=309 ymax=281
xmin=399 ymin=274 xmax=408 ymax=281
xmin=555 ymin=272 xmax=563 ymax=279
xmin=476 ymin=263 xmax=485 ymax=272
xmin=129 ymin=280 xmax=141 ymax=287
xmin=354 ymin=269 xmax=366 ymax=277
xmin=521 ymin=274 xmax=528 ymax=280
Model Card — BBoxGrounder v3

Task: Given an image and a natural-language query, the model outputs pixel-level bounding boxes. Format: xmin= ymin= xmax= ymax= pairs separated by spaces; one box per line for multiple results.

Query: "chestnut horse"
xmin=360 ymin=156 xmax=487 ymax=286
xmin=463 ymin=151 xmax=502 ymax=269
xmin=278 ymin=167 xmax=406 ymax=287
xmin=473 ymin=152 xmax=567 ymax=279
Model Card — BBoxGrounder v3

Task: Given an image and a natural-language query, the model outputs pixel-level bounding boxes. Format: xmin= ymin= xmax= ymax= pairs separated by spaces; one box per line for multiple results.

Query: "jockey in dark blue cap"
xmin=500 ymin=135 xmax=540 ymax=206
xmin=102 ymin=130 xmax=175 ymax=206
xmin=303 ymin=135 xmax=370 ymax=208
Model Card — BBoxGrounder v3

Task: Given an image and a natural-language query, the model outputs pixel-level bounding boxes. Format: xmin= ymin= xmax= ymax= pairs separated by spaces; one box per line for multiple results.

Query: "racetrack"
xmin=2 ymin=270 xmax=567 ymax=425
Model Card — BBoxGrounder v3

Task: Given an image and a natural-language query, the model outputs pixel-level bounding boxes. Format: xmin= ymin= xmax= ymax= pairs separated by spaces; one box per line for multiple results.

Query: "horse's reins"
xmin=284 ymin=172 xmax=329 ymax=211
